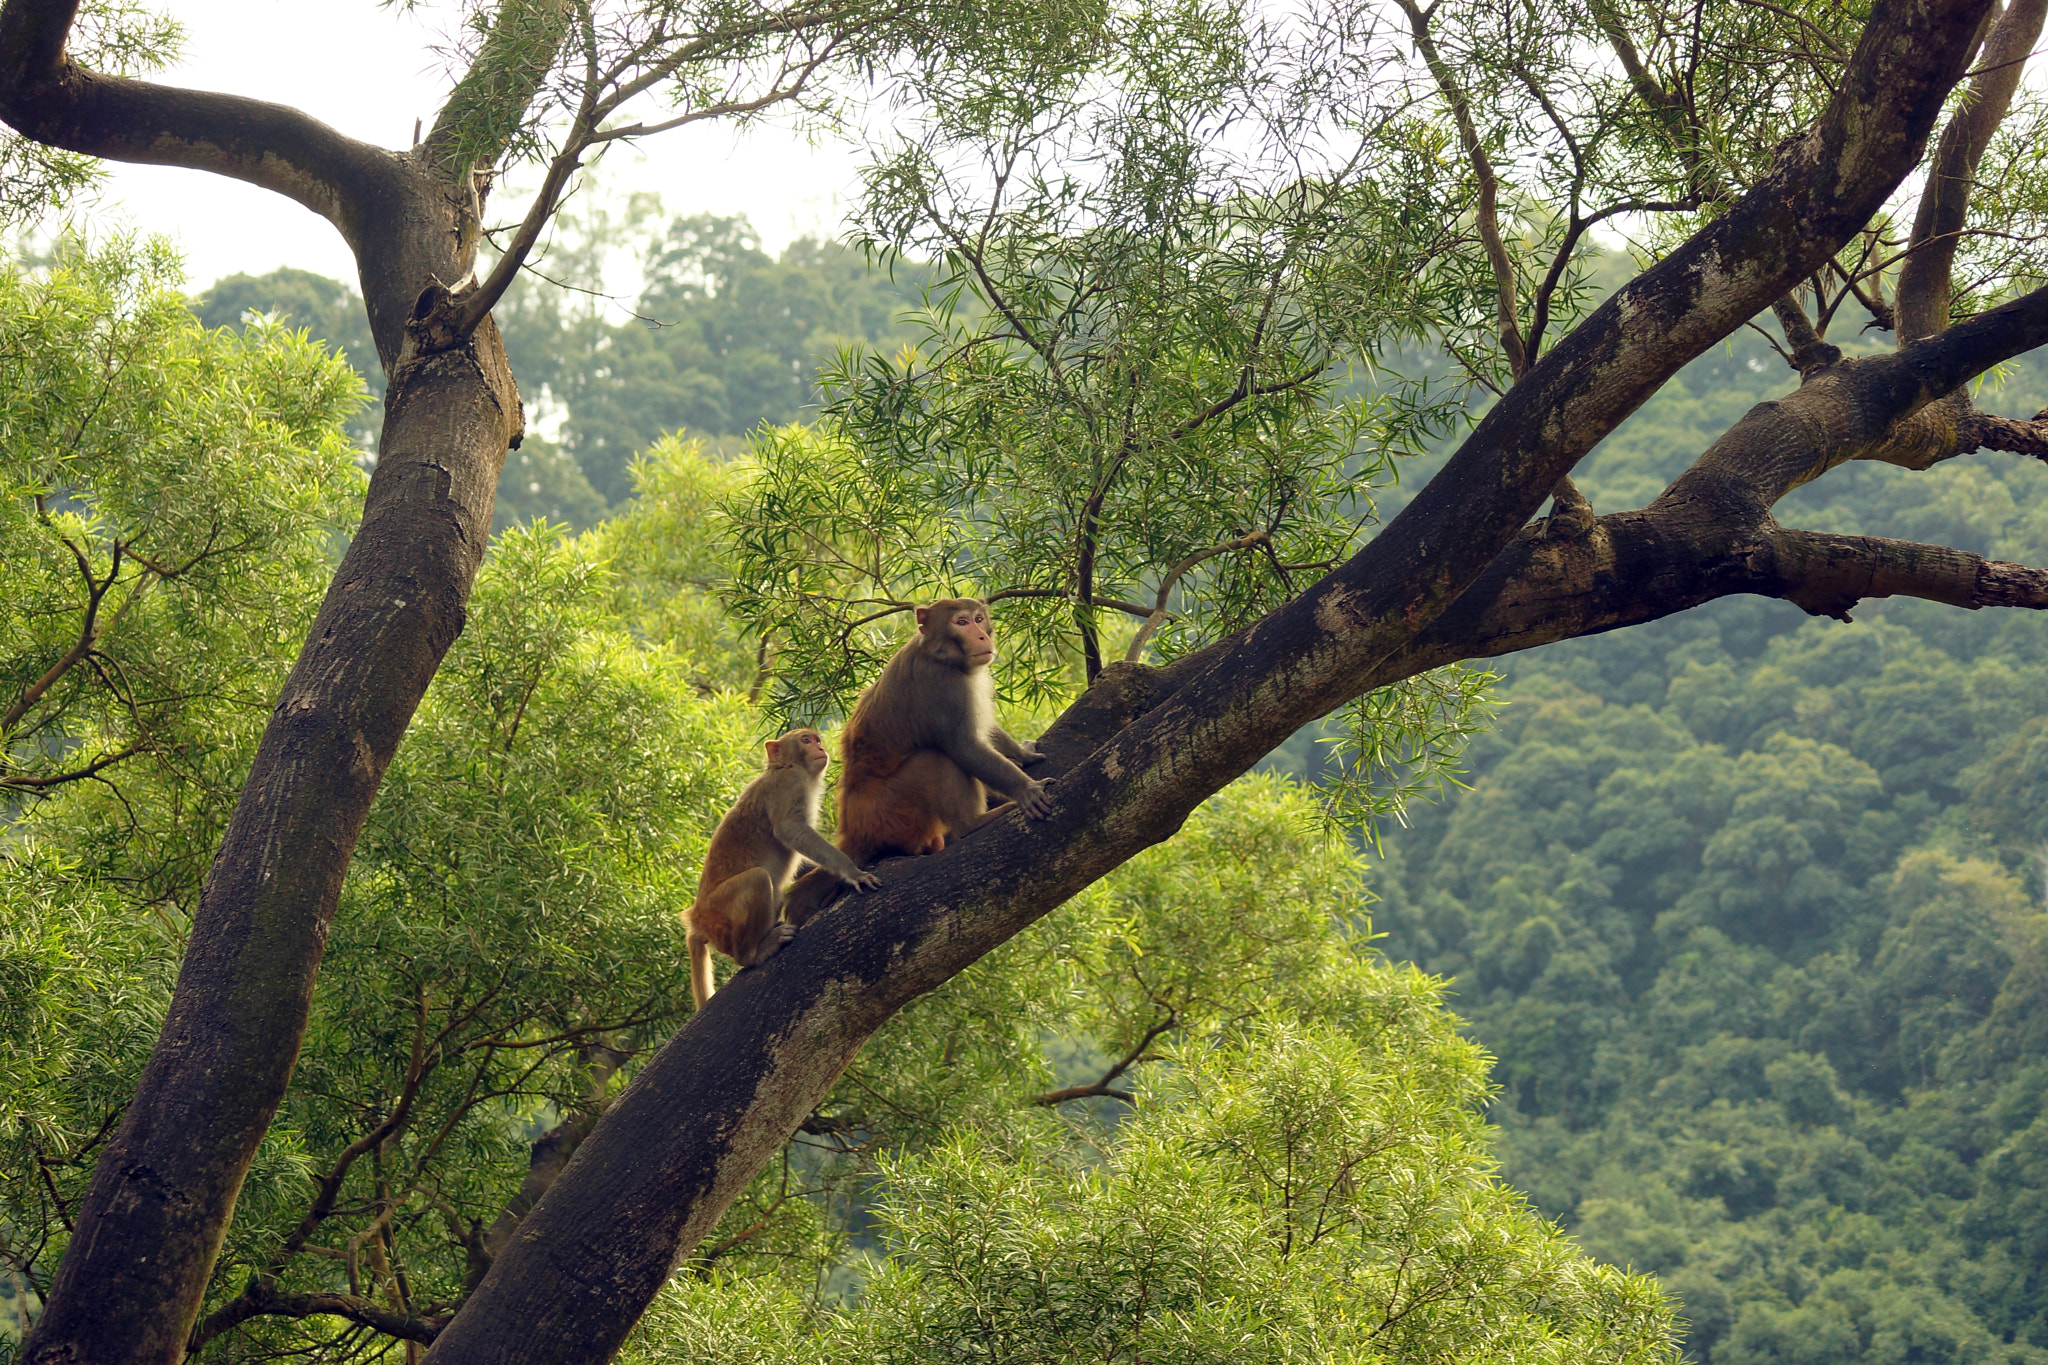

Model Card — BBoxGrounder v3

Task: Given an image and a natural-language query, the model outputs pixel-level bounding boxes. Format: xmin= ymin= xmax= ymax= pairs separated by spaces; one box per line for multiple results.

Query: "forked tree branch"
xmin=1033 ymin=1010 xmax=1178 ymax=1106
xmin=426 ymin=9 xmax=2010 ymax=1361
xmin=1126 ymin=533 xmax=1271 ymax=662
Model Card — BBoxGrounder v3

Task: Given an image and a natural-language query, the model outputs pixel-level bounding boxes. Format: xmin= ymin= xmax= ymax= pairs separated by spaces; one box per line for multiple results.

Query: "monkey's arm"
xmin=771 ymin=814 xmax=880 ymax=888
xmin=988 ymin=725 xmax=1046 ymax=767
xmin=945 ymin=734 xmax=1053 ymax=818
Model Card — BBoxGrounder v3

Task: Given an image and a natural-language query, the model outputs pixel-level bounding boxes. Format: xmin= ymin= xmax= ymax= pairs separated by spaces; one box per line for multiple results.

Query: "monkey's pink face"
xmin=790 ymin=730 xmax=830 ymax=775
xmin=772 ymin=729 xmax=830 ymax=775
xmin=948 ymin=607 xmax=996 ymax=664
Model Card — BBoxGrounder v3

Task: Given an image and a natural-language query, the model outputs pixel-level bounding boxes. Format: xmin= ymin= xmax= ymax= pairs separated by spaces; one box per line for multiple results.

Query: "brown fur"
xmin=685 ymin=729 xmax=877 ymax=1007
xmin=785 ymin=598 xmax=1050 ymax=925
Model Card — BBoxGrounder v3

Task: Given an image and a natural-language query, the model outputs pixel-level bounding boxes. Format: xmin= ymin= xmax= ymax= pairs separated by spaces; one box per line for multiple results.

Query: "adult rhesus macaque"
xmin=784 ymin=598 xmax=1050 ymax=926
xmin=686 ymin=728 xmax=878 ymax=1007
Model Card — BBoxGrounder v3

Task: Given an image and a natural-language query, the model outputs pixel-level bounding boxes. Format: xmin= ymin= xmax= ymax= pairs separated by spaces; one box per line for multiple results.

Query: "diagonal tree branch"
xmin=1895 ymin=0 xmax=2048 ymax=340
xmin=424 ymin=6 xmax=2005 ymax=1362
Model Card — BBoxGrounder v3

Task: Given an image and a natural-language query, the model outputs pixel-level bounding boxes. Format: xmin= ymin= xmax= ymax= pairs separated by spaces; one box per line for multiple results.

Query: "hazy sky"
xmin=89 ymin=0 xmax=865 ymax=291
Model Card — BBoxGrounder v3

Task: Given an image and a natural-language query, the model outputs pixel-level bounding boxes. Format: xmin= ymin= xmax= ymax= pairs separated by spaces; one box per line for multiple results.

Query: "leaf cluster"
xmin=0 ymin=237 xmax=365 ymax=904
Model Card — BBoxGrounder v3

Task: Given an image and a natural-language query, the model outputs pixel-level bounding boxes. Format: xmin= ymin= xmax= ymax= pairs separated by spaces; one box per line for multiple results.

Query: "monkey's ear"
xmin=764 ymin=740 xmax=782 ymax=763
xmin=914 ymin=606 xmax=930 ymax=628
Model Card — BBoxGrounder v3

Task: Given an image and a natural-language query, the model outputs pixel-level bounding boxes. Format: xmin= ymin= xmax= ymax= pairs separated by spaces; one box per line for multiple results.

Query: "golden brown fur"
xmin=685 ymin=729 xmax=877 ymax=1007
xmin=784 ymin=599 xmax=1050 ymax=925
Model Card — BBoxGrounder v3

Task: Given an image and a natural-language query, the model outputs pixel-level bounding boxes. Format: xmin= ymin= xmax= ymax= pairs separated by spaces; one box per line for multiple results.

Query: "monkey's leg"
xmin=853 ymin=754 xmax=950 ymax=859
xmin=954 ymin=801 xmax=1018 ymax=837
xmin=783 ymin=867 xmax=842 ymax=927
xmin=702 ymin=868 xmax=790 ymax=968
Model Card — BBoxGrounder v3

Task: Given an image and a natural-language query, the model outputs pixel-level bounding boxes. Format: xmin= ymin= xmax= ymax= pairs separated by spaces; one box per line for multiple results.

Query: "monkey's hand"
xmin=841 ymin=867 xmax=882 ymax=892
xmin=1017 ymin=778 xmax=1054 ymax=819
xmin=1018 ymin=741 xmax=1049 ymax=767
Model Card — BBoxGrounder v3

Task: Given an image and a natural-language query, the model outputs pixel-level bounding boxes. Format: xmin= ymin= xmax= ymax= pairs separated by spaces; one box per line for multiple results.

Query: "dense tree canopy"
xmin=14 ymin=0 xmax=2048 ymax=1360
xmin=0 ymin=246 xmax=1677 ymax=1361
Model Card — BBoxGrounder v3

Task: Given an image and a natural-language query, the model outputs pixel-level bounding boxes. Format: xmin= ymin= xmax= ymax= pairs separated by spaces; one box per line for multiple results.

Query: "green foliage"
xmin=190 ymin=267 xmax=380 ymax=385
xmin=2 ymin=513 xmax=762 ymax=1352
xmin=636 ymin=776 xmax=1678 ymax=1365
xmin=583 ymin=434 xmax=760 ymax=691
xmin=725 ymin=0 xmax=1493 ymax=713
xmin=1359 ymin=327 xmax=2048 ymax=1364
xmin=630 ymin=1018 xmax=1677 ymax=1365
xmin=0 ymin=844 xmax=175 ymax=1341
xmin=199 ymin=524 xmax=758 ymax=1351
xmin=0 ymin=239 xmax=365 ymax=897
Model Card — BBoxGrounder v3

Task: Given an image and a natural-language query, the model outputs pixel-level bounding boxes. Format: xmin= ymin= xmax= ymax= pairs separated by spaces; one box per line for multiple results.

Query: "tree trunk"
xmin=19 ymin=297 xmax=520 ymax=1365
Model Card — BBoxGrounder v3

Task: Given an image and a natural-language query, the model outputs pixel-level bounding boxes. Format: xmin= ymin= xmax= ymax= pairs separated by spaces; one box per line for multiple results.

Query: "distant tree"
xmin=192 ymin=267 xmax=384 ymax=444
xmin=552 ymin=215 xmax=937 ymax=502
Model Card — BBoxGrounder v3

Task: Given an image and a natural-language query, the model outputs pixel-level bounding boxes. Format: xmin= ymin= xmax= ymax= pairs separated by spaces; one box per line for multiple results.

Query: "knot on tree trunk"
xmin=1793 ymin=338 xmax=1843 ymax=372
xmin=406 ymin=276 xmax=471 ymax=356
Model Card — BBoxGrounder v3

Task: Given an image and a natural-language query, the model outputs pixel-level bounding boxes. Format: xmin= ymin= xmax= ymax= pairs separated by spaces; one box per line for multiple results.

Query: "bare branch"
xmin=1896 ymin=0 xmax=2048 ymax=339
xmin=0 ymin=0 xmax=392 ymax=237
xmin=1396 ymin=0 xmax=1529 ymax=379
xmin=1126 ymin=533 xmax=1272 ymax=663
xmin=0 ymin=739 xmax=147 ymax=791
xmin=1033 ymin=1011 xmax=1177 ymax=1106
xmin=189 ymin=1279 xmax=448 ymax=1352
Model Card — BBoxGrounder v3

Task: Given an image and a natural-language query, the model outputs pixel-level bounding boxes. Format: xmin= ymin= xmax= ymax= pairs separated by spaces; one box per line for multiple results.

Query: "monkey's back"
xmin=836 ymin=641 xmax=936 ymax=786
xmin=836 ymin=642 xmax=986 ymax=860
xmin=694 ymin=772 xmax=800 ymax=905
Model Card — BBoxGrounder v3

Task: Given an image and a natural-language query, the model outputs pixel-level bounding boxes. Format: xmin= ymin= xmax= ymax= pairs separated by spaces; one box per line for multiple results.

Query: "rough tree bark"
xmin=422 ymin=1 xmax=2028 ymax=1360
xmin=1 ymin=0 xmax=1063 ymax=1353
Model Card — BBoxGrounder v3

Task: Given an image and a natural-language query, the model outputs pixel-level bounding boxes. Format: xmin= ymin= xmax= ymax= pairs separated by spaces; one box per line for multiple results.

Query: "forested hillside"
xmin=1371 ymin=323 xmax=2048 ymax=1363
xmin=181 ymin=240 xmax=2048 ymax=1364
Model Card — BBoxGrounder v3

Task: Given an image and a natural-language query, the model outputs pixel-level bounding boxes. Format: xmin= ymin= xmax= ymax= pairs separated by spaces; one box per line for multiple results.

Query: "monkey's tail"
xmin=687 ymin=926 xmax=716 ymax=1010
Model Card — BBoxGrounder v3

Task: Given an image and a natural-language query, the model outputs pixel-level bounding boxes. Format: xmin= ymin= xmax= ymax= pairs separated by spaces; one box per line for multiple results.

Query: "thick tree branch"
xmin=0 ymin=0 xmax=394 ymax=244
xmin=425 ymin=10 xmax=2004 ymax=1361
xmin=1962 ymin=406 xmax=2048 ymax=455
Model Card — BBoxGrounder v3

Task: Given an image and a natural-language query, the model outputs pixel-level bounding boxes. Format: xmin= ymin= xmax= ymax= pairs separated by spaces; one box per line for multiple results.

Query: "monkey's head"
xmin=915 ymin=598 xmax=996 ymax=671
xmin=766 ymin=728 xmax=830 ymax=777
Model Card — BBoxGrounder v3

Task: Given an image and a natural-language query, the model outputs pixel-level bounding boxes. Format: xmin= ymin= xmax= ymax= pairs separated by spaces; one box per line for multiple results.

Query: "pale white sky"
xmin=86 ymin=0 xmax=864 ymax=293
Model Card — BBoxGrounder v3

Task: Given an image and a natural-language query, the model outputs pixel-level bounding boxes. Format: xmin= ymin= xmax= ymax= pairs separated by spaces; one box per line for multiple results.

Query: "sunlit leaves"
xmin=1321 ymin=664 xmax=1497 ymax=848
xmin=0 ymin=237 xmax=365 ymax=903
xmin=633 ymin=1015 xmax=1680 ymax=1364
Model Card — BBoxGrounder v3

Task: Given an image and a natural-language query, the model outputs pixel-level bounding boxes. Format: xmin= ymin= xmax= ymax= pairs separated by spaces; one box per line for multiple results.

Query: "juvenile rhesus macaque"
xmin=686 ymin=728 xmax=878 ymax=1008
xmin=784 ymin=598 xmax=1050 ymax=926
